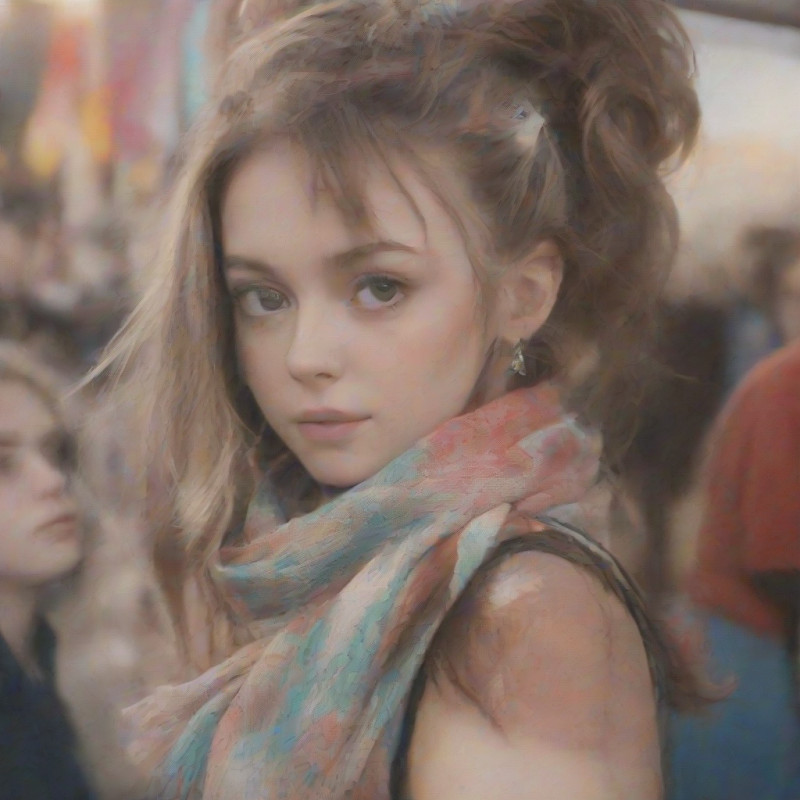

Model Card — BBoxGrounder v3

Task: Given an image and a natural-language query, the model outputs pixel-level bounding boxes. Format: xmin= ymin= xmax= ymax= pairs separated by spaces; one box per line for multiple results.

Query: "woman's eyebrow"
xmin=330 ymin=240 xmax=419 ymax=270
xmin=222 ymin=240 xmax=419 ymax=277
xmin=222 ymin=255 xmax=281 ymax=279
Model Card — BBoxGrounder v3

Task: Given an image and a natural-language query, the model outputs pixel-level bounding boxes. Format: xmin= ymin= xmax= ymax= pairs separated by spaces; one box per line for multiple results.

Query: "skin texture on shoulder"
xmin=407 ymin=551 xmax=662 ymax=800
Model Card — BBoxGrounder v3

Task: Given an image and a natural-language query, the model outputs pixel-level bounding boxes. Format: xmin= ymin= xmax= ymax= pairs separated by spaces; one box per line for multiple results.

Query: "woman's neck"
xmin=0 ymin=580 xmax=40 ymax=670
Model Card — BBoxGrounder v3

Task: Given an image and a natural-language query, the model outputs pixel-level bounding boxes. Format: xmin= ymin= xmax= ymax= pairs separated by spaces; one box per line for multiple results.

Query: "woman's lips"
xmin=38 ymin=513 xmax=78 ymax=541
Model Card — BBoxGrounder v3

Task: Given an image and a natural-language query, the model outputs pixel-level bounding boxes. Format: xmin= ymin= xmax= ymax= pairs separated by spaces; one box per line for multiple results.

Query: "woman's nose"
xmin=285 ymin=305 xmax=345 ymax=384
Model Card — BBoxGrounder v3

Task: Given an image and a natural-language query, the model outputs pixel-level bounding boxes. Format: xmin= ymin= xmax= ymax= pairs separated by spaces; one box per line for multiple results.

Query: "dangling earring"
xmin=509 ymin=339 xmax=527 ymax=376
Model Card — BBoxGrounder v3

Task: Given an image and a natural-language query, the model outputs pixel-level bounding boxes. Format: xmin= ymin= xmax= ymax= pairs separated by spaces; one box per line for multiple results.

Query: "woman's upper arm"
xmin=406 ymin=551 xmax=662 ymax=800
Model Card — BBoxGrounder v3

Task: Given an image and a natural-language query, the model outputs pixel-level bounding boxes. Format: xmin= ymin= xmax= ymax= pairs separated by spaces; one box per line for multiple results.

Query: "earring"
xmin=509 ymin=339 xmax=527 ymax=376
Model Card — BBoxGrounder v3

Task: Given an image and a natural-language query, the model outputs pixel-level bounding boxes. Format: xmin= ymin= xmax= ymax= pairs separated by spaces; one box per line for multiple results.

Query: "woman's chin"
xmin=304 ymin=456 xmax=384 ymax=491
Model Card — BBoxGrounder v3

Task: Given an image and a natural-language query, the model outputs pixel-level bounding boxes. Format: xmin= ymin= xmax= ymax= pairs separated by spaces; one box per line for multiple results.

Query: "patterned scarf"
xmin=125 ymin=384 xmax=599 ymax=799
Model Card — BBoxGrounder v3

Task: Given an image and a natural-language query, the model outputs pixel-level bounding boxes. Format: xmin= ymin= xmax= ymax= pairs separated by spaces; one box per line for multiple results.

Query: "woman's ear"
xmin=496 ymin=239 xmax=563 ymax=343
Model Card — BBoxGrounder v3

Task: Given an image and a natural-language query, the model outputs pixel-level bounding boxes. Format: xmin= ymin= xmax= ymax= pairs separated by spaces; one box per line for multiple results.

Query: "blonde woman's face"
xmin=0 ymin=381 xmax=81 ymax=587
xmin=221 ymin=142 xmax=497 ymax=488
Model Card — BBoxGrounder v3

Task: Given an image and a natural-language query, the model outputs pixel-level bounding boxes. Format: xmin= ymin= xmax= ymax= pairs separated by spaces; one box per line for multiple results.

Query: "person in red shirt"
xmin=670 ymin=341 xmax=800 ymax=800
xmin=691 ymin=341 xmax=800 ymax=637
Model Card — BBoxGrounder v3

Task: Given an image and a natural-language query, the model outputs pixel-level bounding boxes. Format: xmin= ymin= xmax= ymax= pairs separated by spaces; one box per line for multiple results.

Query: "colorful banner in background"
xmin=19 ymin=0 xmax=206 ymax=201
xmin=22 ymin=17 xmax=89 ymax=179
xmin=106 ymin=0 xmax=196 ymax=195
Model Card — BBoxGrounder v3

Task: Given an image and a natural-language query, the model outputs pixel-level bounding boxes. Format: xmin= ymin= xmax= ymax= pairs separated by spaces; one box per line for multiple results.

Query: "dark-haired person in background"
xmin=725 ymin=226 xmax=800 ymax=389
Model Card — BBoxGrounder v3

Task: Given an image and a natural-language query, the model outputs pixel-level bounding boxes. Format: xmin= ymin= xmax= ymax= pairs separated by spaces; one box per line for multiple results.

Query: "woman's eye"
xmin=352 ymin=276 xmax=404 ymax=309
xmin=44 ymin=434 xmax=77 ymax=473
xmin=234 ymin=287 xmax=288 ymax=316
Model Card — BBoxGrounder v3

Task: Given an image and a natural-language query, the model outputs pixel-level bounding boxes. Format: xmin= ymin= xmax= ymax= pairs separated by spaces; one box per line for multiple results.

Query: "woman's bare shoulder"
xmin=428 ymin=547 xmax=658 ymax=746
xmin=407 ymin=549 xmax=663 ymax=799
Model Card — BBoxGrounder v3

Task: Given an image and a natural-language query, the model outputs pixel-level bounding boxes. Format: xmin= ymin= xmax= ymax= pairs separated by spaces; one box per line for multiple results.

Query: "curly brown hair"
xmin=100 ymin=0 xmax=699 ymax=659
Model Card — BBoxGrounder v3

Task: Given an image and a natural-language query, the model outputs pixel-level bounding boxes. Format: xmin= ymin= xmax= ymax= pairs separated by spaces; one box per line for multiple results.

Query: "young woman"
xmin=103 ymin=1 xmax=701 ymax=797
xmin=0 ymin=341 xmax=97 ymax=800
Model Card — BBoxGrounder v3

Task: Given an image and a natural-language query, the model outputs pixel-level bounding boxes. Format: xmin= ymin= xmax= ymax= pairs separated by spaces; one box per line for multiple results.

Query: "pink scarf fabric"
xmin=126 ymin=384 xmax=599 ymax=799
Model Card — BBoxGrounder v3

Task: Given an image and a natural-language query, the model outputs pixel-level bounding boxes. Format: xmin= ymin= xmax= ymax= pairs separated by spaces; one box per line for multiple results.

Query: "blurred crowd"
xmin=0 ymin=1 xmax=798 ymax=799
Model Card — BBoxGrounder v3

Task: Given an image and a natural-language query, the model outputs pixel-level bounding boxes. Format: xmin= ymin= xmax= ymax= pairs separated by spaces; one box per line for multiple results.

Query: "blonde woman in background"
xmin=0 ymin=341 xmax=98 ymax=800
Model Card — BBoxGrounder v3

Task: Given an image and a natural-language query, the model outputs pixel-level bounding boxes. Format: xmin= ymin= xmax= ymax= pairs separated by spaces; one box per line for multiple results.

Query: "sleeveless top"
xmin=389 ymin=517 xmax=673 ymax=800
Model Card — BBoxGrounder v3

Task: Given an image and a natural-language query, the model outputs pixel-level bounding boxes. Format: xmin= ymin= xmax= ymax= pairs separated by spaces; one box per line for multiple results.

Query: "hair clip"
xmin=503 ymin=98 xmax=545 ymax=149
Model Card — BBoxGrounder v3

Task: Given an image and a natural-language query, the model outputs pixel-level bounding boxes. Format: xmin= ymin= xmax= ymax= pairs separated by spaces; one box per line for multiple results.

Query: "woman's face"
xmin=221 ymin=142 xmax=500 ymax=488
xmin=0 ymin=381 xmax=81 ymax=587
